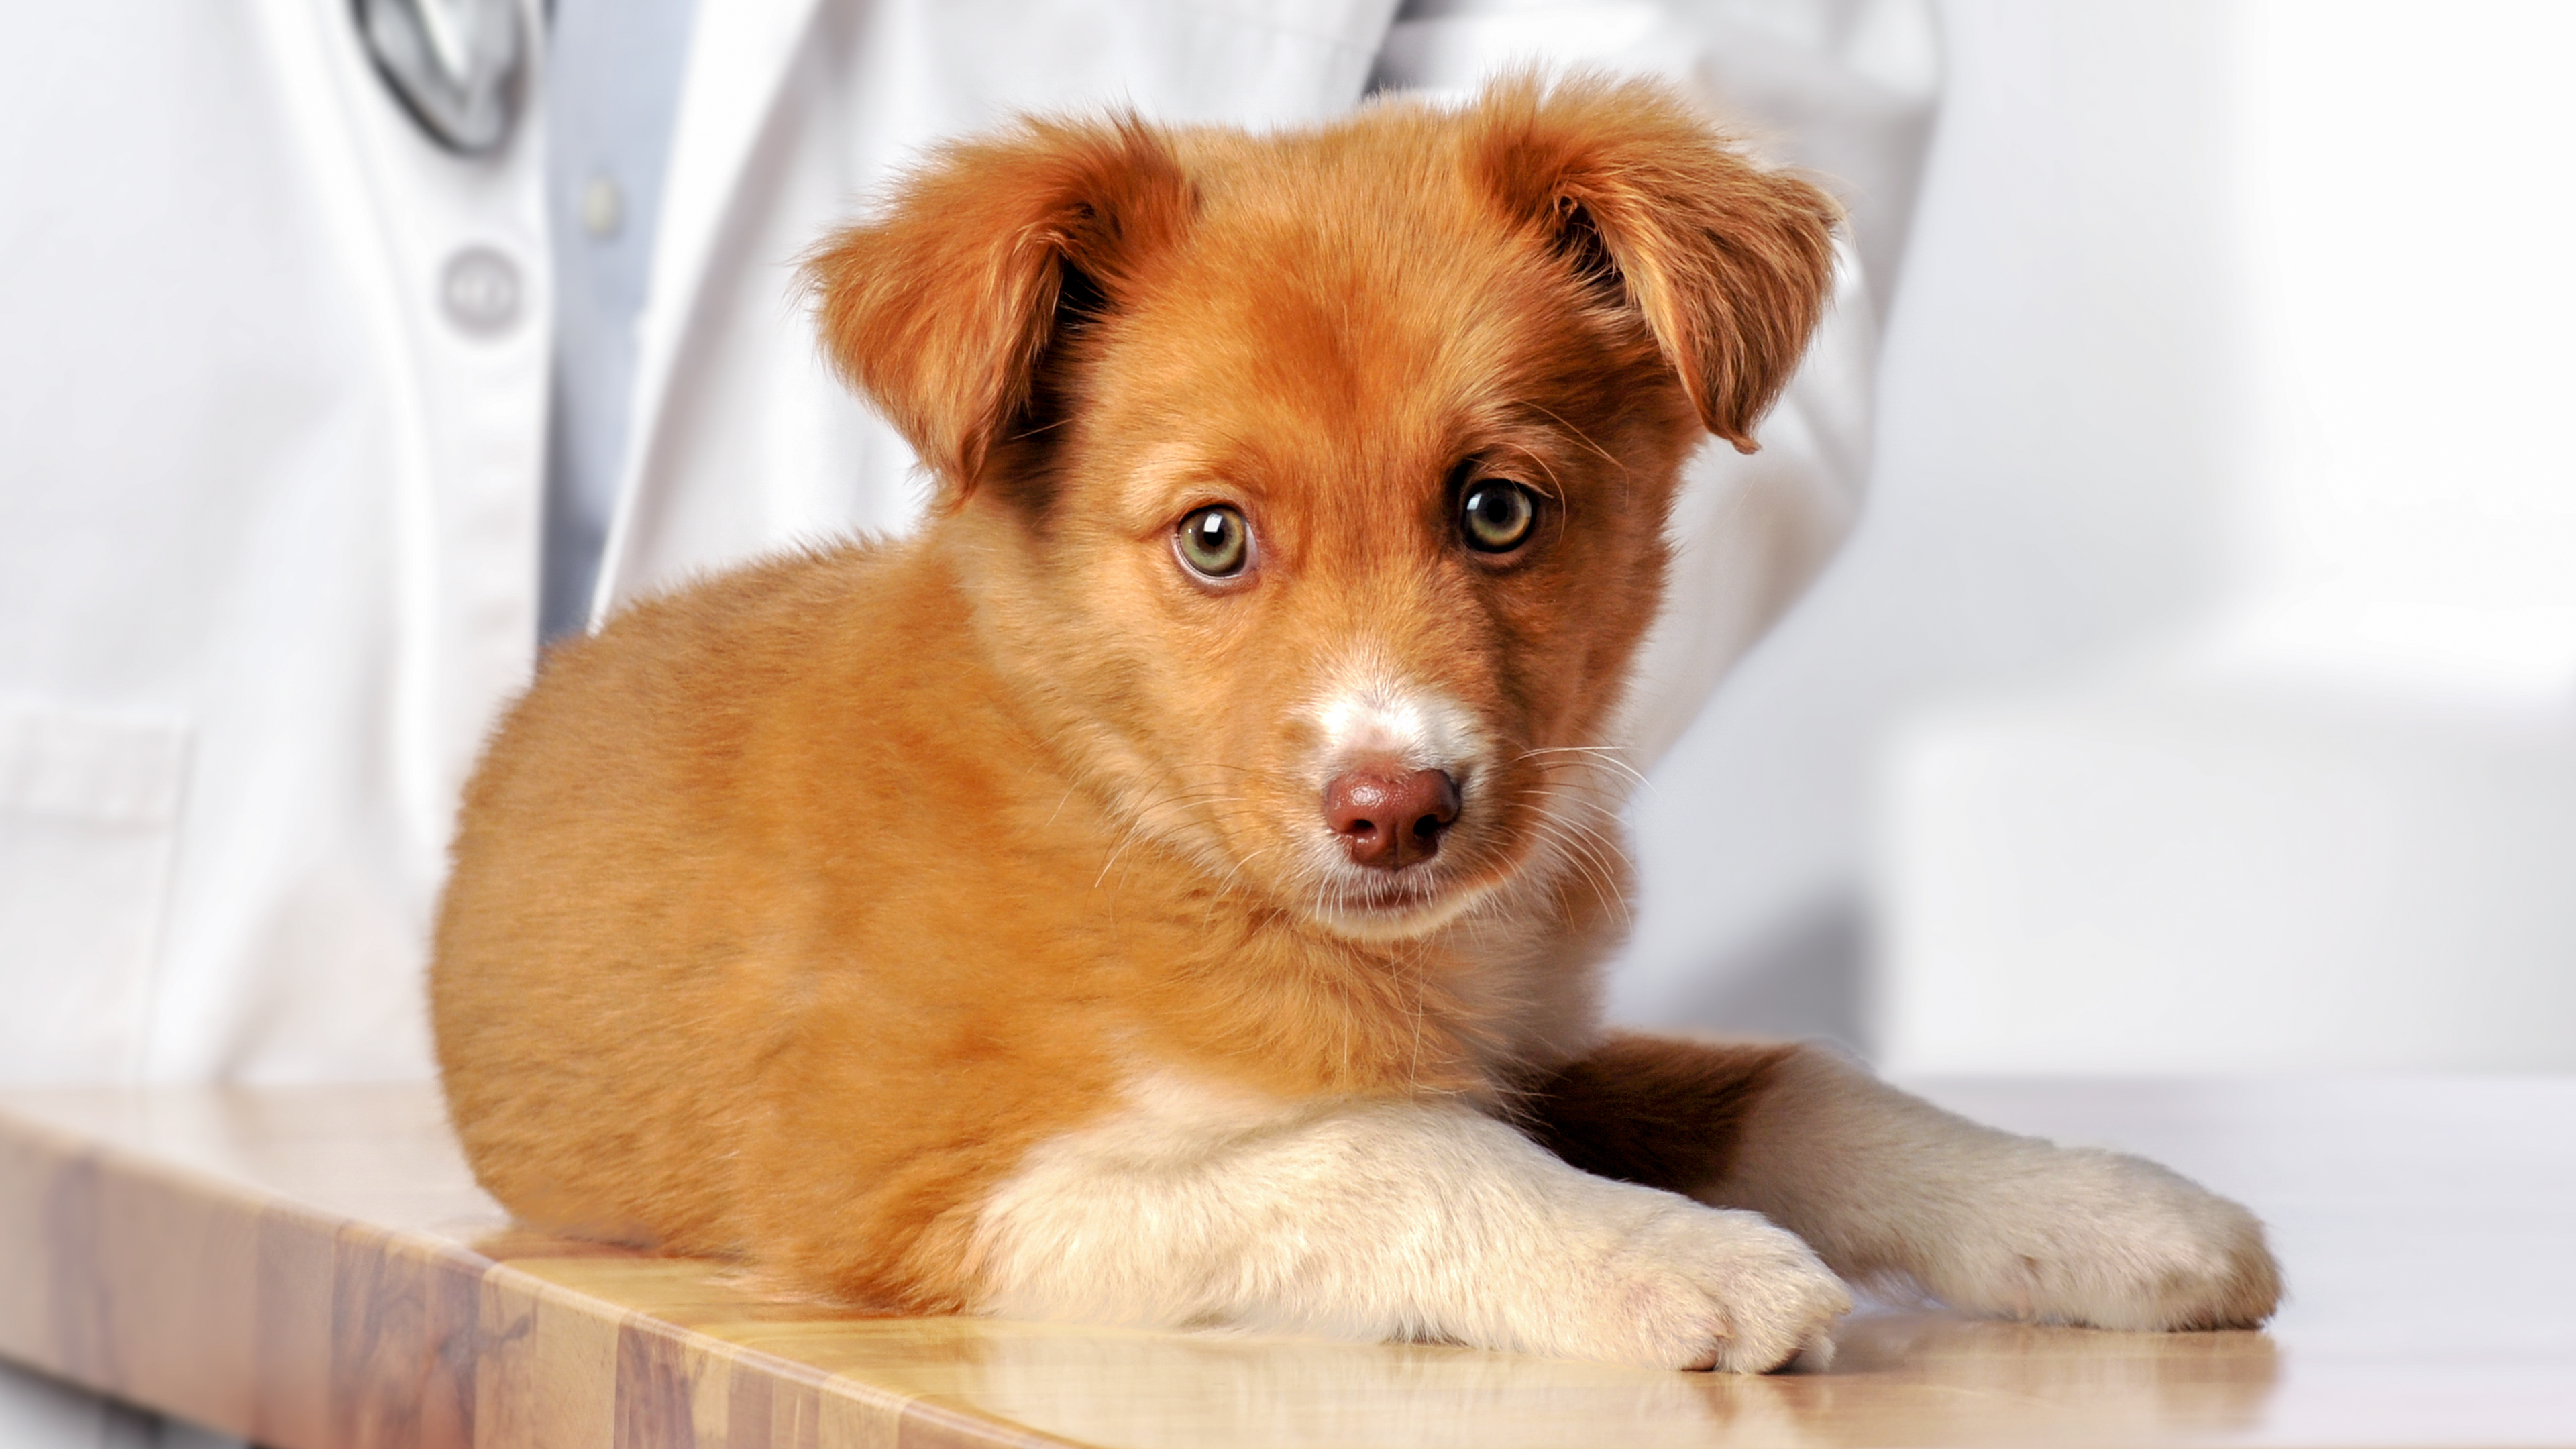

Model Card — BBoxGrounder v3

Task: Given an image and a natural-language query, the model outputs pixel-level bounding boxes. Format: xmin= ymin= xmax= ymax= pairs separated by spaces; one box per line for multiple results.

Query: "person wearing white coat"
xmin=0 ymin=1 xmax=1930 ymax=1441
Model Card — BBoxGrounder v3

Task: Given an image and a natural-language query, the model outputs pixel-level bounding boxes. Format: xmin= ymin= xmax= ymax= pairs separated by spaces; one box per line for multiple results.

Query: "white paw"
xmin=1534 ymin=1205 xmax=1851 ymax=1372
xmin=1919 ymin=1148 xmax=2282 ymax=1332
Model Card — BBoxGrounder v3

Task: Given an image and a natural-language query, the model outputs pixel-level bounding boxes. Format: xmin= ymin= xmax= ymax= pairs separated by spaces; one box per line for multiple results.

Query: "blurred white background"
xmin=1612 ymin=1 xmax=2576 ymax=1072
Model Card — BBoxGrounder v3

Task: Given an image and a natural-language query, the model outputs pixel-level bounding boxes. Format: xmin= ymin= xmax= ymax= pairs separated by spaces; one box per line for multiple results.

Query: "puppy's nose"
xmin=1323 ymin=768 xmax=1461 ymax=870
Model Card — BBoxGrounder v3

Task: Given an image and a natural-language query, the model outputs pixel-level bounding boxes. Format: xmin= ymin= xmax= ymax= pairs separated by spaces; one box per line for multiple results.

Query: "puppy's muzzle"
xmin=1322 ymin=767 xmax=1460 ymax=870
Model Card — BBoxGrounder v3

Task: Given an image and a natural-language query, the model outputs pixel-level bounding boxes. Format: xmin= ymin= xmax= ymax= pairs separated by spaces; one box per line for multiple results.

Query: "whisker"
xmin=1520 ymin=816 xmax=1632 ymax=926
xmin=1515 ymin=745 xmax=1649 ymax=790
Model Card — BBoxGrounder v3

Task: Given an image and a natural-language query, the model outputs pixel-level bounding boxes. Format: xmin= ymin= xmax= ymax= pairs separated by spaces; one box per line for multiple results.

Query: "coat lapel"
xmin=592 ymin=0 xmax=822 ymax=623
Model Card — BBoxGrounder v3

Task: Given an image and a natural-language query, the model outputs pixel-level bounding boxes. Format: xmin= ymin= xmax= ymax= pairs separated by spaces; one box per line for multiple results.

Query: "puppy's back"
xmin=434 ymin=537 xmax=948 ymax=1250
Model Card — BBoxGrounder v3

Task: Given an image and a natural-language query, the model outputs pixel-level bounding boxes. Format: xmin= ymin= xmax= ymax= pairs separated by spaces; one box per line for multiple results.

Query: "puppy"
xmin=433 ymin=76 xmax=2279 ymax=1372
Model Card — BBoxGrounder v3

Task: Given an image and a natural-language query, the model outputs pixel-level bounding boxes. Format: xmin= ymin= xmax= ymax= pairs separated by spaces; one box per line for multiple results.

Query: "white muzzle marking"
xmin=1311 ymin=674 xmax=1483 ymax=783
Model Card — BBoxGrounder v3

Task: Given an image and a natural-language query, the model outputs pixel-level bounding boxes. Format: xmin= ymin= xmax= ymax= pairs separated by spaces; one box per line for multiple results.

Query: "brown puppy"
xmin=433 ymin=76 xmax=2279 ymax=1372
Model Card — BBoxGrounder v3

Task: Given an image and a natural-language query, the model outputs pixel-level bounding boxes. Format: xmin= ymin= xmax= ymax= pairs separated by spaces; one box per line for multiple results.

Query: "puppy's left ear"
xmin=804 ymin=115 xmax=1192 ymax=502
xmin=1473 ymin=76 xmax=1842 ymax=453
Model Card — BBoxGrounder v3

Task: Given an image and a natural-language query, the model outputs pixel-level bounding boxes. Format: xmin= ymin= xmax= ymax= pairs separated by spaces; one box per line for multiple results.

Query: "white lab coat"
xmin=0 ymin=0 xmax=1899 ymax=1089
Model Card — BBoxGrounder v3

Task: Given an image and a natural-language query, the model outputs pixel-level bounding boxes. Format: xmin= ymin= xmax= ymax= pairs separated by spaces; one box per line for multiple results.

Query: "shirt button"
xmin=440 ymin=246 xmax=522 ymax=337
xmin=581 ymin=174 xmax=625 ymax=239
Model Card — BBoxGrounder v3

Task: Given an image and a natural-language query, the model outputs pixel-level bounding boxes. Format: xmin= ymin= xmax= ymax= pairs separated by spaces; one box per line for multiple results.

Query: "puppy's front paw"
xmin=1542 ymin=1207 xmax=1851 ymax=1373
xmin=1921 ymin=1148 xmax=2281 ymax=1332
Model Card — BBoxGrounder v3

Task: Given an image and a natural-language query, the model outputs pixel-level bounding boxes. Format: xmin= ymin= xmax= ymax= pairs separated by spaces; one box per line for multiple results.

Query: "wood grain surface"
xmin=1 ymin=1079 xmax=2570 ymax=1448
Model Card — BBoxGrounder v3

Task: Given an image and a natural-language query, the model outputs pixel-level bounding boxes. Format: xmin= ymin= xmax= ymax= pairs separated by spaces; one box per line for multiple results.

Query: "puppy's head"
xmin=809 ymin=76 xmax=1838 ymax=940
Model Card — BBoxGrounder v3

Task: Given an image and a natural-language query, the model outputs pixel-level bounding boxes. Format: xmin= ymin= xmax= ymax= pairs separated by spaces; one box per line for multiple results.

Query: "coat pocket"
xmin=0 ymin=704 xmax=188 ymax=1083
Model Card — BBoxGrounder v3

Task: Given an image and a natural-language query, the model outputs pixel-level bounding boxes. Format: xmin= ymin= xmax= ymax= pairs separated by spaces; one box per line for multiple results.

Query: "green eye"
xmin=1460 ymin=479 xmax=1538 ymax=553
xmin=1176 ymin=504 xmax=1252 ymax=579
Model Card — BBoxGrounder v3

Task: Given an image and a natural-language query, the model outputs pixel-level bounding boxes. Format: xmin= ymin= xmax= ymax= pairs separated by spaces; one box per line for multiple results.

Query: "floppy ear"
xmin=804 ymin=115 xmax=1193 ymax=502
xmin=1472 ymin=76 xmax=1843 ymax=453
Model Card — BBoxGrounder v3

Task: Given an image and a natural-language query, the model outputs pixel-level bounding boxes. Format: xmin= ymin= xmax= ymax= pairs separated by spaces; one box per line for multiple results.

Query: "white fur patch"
xmin=971 ymin=1071 xmax=1851 ymax=1371
xmin=1712 ymin=1051 xmax=2281 ymax=1331
xmin=1311 ymin=673 xmax=1485 ymax=778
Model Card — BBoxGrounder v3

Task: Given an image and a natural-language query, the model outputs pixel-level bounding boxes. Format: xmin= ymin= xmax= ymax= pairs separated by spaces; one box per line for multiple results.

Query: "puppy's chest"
xmin=916 ymin=881 xmax=1465 ymax=1099
xmin=781 ymin=708 xmax=1578 ymax=1102
xmin=870 ymin=837 xmax=1546 ymax=1102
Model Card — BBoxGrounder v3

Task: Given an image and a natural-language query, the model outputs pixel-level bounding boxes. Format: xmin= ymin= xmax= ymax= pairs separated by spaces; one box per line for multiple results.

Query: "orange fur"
xmin=433 ymin=79 xmax=1841 ymax=1313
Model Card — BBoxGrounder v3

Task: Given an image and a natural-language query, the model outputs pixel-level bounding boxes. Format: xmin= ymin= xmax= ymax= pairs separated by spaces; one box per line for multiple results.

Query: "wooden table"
xmin=3 ymin=1077 xmax=2570 ymax=1448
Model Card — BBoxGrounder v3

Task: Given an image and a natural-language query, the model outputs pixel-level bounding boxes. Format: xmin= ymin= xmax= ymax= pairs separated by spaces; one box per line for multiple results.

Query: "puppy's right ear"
xmin=804 ymin=115 xmax=1192 ymax=504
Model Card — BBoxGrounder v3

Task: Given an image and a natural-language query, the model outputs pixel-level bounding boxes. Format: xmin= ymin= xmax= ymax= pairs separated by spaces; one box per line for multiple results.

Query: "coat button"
xmin=580 ymin=175 xmax=624 ymax=239
xmin=439 ymin=246 xmax=522 ymax=337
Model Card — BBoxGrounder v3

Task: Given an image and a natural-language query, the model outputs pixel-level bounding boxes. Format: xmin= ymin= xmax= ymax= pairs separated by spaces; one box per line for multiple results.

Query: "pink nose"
xmin=1323 ymin=768 xmax=1462 ymax=870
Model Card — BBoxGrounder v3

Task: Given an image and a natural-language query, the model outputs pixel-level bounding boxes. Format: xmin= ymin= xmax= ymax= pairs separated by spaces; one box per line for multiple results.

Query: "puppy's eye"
xmin=1459 ymin=480 xmax=1538 ymax=553
xmin=1175 ymin=504 xmax=1252 ymax=580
